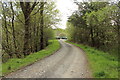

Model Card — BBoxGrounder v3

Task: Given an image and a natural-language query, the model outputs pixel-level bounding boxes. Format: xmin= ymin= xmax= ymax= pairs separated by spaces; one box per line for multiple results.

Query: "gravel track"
xmin=6 ymin=40 xmax=92 ymax=78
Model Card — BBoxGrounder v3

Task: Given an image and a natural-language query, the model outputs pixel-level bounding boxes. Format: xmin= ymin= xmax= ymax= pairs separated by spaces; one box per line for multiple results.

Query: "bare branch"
xmin=30 ymin=2 xmax=39 ymax=13
xmin=19 ymin=2 xmax=25 ymax=15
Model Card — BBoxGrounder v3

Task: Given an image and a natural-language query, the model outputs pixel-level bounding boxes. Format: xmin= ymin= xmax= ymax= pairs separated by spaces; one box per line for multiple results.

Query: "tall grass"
xmin=66 ymin=41 xmax=118 ymax=78
xmin=1 ymin=40 xmax=60 ymax=76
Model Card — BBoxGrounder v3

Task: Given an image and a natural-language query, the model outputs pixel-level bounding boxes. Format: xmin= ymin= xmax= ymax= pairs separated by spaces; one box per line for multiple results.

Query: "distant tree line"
xmin=67 ymin=1 xmax=120 ymax=55
xmin=2 ymin=1 xmax=60 ymax=62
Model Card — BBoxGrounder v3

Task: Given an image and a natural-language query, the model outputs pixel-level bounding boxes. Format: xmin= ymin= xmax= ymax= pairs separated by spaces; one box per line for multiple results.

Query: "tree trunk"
xmin=40 ymin=2 xmax=44 ymax=50
xmin=90 ymin=26 xmax=95 ymax=47
xmin=20 ymin=2 xmax=38 ymax=56
xmin=23 ymin=12 xmax=31 ymax=56
xmin=2 ymin=3 xmax=13 ymax=58
xmin=10 ymin=2 xmax=21 ymax=58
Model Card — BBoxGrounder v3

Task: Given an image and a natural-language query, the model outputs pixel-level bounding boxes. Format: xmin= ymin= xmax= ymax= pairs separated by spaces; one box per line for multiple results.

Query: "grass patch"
xmin=1 ymin=40 xmax=60 ymax=76
xmin=66 ymin=41 xmax=118 ymax=78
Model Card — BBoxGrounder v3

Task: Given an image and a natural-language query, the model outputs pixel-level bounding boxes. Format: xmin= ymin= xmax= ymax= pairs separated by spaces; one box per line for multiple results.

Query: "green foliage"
xmin=54 ymin=28 xmax=67 ymax=38
xmin=1 ymin=40 xmax=60 ymax=76
xmin=2 ymin=1 xmax=60 ymax=60
xmin=66 ymin=2 xmax=119 ymax=55
xmin=66 ymin=41 xmax=118 ymax=78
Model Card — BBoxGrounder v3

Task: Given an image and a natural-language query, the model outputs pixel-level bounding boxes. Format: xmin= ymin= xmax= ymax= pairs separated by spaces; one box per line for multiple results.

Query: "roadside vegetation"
xmin=66 ymin=1 xmax=119 ymax=78
xmin=1 ymin=1 xmax=61 ymax=76
xmin=66 ymin=2 xmax=119 ymax=56
xmin=2 ymin=1 xmax=60 ymax=63
xmin=2 ymin=40 xmax=60 ymax=76
xmin=66 ymin=41 xmax=118 ymax=78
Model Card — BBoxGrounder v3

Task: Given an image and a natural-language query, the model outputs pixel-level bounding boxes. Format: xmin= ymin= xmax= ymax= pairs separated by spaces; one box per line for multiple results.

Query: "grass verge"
xmin=66 ymin=41 xmax=118 ymax=78
xmin=1 ymin=40 xmax=60 ymax=76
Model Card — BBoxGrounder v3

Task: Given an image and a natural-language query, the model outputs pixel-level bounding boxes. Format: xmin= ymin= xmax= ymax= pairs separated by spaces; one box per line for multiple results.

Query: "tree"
xmin=67 ymin=2 xmax=119 ymax=55
xmin=19 ymin=1 xmax=39 ymax=56
xmin=39 ymin=2 xmax=45 ymax=50
xmin=2 ymin=1 xmax=60 ymax=62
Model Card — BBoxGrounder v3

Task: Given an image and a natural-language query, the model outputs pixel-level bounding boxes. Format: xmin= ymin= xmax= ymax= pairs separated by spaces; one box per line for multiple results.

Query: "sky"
xmin=55 ymin=0 xmax=119 ymax=29
xmin=55 ymin=0 xmax=78 ymax=29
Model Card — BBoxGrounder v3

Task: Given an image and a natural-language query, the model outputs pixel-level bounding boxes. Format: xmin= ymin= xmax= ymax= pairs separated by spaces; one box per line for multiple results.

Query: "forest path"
xmin=6 ymin=40 xmax=92 ymax=78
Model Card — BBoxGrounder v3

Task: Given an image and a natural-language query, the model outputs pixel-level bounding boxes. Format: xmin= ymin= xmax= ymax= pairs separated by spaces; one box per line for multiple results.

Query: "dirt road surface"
xmin=6 ymin=40 xmax=92 ymax=78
